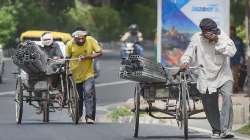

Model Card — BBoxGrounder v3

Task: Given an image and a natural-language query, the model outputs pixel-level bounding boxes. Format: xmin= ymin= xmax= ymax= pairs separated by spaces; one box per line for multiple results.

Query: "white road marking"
xmin=96 ymin=80 xmax=134 ymax=87
xmin=0 ymin=80 xmax=134 ymax=96
xmin=0 ymin=91 xmax=14 ymax=96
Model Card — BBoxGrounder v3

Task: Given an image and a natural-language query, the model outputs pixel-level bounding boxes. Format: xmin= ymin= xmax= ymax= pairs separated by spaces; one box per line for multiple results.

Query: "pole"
xmin=157 ymin=0 xmax=162 ymax=63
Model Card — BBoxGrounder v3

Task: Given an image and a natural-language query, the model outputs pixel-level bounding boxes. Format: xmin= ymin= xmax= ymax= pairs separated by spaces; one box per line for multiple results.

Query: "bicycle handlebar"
xmin=164 ymin=65 xmax=203 ymax=71
xmin=47 ymin=58 xmax=80 ymax=62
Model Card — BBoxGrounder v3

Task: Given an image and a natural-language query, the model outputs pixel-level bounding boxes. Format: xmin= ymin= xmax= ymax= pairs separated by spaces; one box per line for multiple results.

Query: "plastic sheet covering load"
xmin=120 ymin=55 xmax=167 ymax=83
xmin=13 ymin=41 xmax=48 ymax=74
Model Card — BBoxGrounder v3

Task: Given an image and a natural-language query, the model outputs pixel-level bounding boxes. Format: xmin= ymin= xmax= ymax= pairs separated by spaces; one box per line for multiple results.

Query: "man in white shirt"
xmin=180 ymin=18 xmax=236 ymax=138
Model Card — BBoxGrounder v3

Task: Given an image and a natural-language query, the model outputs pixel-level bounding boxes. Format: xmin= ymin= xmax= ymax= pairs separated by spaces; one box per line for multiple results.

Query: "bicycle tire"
xmin=43 ymin=92 xmax=49 ymax=122
xmin=68 ymin=76 xmax=79 ymax=124
xmin=15 ymin=77 xmax=23 ymax=124
xmin=181 ymin=81 xmax=188 ymax=139
xmin=133 ymin=84 xmax=140 ymax=137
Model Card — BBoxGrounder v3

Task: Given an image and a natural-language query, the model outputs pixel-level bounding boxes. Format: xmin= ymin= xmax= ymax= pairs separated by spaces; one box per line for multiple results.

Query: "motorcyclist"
xmin=120 ymin=24 xmax=144 ymax=59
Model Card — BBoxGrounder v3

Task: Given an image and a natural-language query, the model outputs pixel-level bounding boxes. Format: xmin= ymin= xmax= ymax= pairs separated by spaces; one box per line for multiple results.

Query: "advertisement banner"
xmin=157 ymin=0 xmax=230 ymax=65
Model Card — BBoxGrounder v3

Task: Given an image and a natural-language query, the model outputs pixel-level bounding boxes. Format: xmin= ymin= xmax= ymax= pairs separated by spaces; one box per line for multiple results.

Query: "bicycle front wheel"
xmin=68 ymin=76 xmax=80 ymax=124
xmin=181 ymin=81 xmax=188 ymax=139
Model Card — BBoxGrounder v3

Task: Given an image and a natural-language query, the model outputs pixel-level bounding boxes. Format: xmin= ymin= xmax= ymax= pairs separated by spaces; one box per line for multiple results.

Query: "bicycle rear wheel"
xmin=42 ymin=92 xmax=49 ymax=123
xmin=15 ymin=77 xmax=23 ymax=124
xmin=133 ymin=84 xmax=140 ymax=137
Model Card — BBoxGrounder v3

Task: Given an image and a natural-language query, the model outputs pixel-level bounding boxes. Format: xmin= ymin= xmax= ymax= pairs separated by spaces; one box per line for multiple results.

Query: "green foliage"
xmin=67 ymin=3 xmax=94 ymax=33
xmin=108 ymin=107 xmax=132 ymax=121
xmin=1 ymin=0 xmax=247 ymax=47
xmin=113 ymin=2 xmax=156 ymax=39
xmin=0 ymin=6 xmax=17 ymax=47
xmin=89 ymin=6 xmax=122 ymax=41
xmin=68 ymin=2 xmax=122 ymax=41
xmin=40 ymin=0 xmax=75 ymax=15
xmin=14 ymin=0 xmax=63 ymax=32
xmin=236 ymin=25 xmax=247 ymax=44
xmin=129 ymin=4 xmax=156 ymax=39
xmin=230 ymin=0 xmax=246 ymax=26
xmin=237 ymin=123 xmax=250 ymax=135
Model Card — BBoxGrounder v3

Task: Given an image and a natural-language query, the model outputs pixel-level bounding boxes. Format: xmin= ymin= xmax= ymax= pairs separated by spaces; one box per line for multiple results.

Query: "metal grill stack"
xmin=120 ymin=55 xmax=167 ymax=83
xmin=13 ymin=41 xmax=48 ymax=74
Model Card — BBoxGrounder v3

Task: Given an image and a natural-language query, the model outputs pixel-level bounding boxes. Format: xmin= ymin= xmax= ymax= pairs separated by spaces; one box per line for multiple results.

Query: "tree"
xmin=67 ymin=2 xmax=122 ymax=41
xmin=230 ymin=0 xmax=246 ymax=26
xmin=0 ymin=6 xmax=17 ymax=47
xmin=40 ymin=0 xmax=75 ymax=15
xmin=89 ymin=6 xmax=122 ymax=41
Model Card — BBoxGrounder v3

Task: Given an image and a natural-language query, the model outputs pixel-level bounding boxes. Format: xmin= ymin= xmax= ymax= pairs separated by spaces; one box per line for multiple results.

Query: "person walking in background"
xmin=180 ymin=18 xmax=236 ymax=138
xmin=230 ymin=26 xmax=246 ymax=93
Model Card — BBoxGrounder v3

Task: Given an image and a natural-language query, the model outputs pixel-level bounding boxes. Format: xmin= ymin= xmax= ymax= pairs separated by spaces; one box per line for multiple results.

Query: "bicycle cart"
xmin=132 ymin=66 xmax=206 ymax=139
xmin=13 ymin=43 xmax=80 ymax=124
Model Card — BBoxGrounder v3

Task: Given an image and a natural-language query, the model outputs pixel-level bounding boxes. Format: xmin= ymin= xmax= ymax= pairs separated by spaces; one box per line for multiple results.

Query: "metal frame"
xmin=132 ymin=69 xmax=205 ymax=139
xmin=14 ymin=59 xmax=80 ymax=124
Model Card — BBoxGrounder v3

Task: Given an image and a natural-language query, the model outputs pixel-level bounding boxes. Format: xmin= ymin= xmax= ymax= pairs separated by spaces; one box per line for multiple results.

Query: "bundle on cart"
xmin=120 ymin=55 xmax=167 ymax=83
xmin=13 ymin=41 xmax=48 ymax=74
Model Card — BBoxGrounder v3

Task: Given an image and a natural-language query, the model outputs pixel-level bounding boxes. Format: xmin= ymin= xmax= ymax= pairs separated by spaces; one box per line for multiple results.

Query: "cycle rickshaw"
xmin=131 ymin=65 xmax=205 ymax=139
xmin=13 ymin=41 xmax=80 ymax=124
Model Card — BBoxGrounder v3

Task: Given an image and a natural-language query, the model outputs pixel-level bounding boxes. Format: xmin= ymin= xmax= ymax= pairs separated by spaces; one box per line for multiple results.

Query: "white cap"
xmin=72 ymin=30 xmax=88 ymax=38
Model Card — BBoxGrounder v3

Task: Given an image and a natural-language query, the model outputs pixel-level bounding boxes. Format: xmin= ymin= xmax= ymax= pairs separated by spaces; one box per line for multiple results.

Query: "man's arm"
xmin=180 ymin=35 xmax=197 ymax=70
xmin=85 ymin=52 xmax=102 ymax=59
xmin=215 ymin=33 xmax=237 ymax=57
xmin=138 ymin=32 xmax=143 ymax=42
xmin=181 ymin=38 xmax=197 ymax=65
xmin=85 ymin=37 xmax=102 ymax=59
xmin=120 ymin=32 xmax=130 ymax=42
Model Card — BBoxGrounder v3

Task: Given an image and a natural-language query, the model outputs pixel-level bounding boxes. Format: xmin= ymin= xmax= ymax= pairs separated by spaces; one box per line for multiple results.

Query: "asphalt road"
xmin=0 ymin=48 xmax=242 ymax=140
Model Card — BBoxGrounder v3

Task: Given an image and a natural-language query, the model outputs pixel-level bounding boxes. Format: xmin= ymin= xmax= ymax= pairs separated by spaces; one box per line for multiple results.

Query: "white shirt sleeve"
xmin=180 ymin=35 xmax=197 ymax=65
xmin=120 ymin=32 xmax=130 ymax=42
xmin=138 ymin=32 xmax=143 ymax=42
xmin=215 ymin=32 xmax=237 ymax=57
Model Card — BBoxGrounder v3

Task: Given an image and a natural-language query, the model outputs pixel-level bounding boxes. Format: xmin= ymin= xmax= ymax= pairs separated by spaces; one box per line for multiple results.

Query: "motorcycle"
xmin=120 ymin=42 xmax=143 ymax=59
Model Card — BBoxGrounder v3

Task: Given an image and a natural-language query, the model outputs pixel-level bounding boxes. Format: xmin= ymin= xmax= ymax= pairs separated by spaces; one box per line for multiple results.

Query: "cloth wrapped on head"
xmin=199 ymin=18 xmax=221 ymax=35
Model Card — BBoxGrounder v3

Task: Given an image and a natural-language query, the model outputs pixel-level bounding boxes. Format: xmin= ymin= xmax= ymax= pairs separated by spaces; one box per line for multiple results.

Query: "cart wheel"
xmin=68 ymin=77 xmax=79 ymax=124
xmin=28 ymin=91 xmax=32 ymax=105
xmin=133 ymin=85 xmax=140 ymax=138
xmin=43 ymin=92 xmax=49 ymax=123
xmin=181 ymin=83 xmax=188 ymax=139
xmin=15 ymin=77 xmax=23 ymax=124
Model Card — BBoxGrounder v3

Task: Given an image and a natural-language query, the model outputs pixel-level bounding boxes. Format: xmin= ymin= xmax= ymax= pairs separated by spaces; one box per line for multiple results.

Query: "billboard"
xmin=156 ymin=0 xmax=230 ymax=65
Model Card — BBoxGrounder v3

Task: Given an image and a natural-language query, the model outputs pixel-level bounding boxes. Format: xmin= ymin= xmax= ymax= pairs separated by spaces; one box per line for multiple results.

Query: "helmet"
xmin=41 ymin=32 xmax=53 ymax=47
xmin=128 ymin=24 xmax=138 ymax=35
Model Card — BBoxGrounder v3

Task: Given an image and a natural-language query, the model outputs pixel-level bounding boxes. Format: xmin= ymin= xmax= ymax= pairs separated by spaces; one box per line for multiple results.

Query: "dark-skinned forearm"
xmin=86 ymin=51 xmax=102 ymax=59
